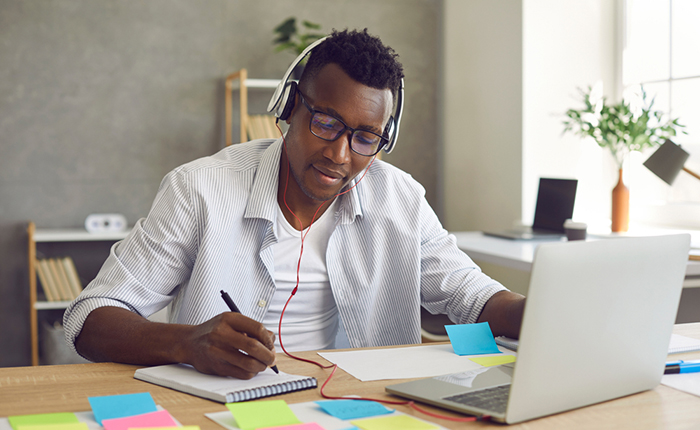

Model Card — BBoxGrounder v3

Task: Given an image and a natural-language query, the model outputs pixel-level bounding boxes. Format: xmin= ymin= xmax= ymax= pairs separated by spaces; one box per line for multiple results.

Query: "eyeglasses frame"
xmin=296 ymin=90 xmax=389 ymax=157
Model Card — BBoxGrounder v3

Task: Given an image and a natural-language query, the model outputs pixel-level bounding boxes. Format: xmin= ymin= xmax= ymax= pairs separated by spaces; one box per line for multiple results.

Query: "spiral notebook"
xmin=134 ymin=364 xmax=317 ymax=403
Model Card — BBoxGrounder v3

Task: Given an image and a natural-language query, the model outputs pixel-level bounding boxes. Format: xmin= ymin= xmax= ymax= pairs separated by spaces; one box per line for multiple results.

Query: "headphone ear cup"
xmin=383 ymin=116 xmax=396 ymax=151
xmin=278 ymin=82 xmax=297 ymax=121
xmin=384 ymin=116 xmax=395 ymax=139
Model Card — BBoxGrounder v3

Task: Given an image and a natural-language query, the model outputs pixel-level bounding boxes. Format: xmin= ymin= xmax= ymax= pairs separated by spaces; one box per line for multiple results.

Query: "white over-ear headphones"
xmin=266 ymin=36 xmax=404 ymax=154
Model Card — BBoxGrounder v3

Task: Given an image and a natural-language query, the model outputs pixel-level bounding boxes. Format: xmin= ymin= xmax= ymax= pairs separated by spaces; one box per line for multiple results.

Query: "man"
xmin=64 ymin=29 xmax=525 ymax=380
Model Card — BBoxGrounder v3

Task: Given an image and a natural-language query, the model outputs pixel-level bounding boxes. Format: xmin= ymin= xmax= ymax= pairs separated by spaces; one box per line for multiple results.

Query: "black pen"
xmin=220 ymin=290 xmax=279 ymax=374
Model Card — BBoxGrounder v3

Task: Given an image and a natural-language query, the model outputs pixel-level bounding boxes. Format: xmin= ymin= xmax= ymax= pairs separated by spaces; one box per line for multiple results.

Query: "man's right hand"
xmin=75 ymin=306 xmax=277 ymax=379
xmin=182 ymin=312 xmax=277 ymax=379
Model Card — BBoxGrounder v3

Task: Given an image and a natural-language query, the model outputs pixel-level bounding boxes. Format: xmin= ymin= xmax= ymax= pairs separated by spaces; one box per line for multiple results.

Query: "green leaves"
xmin=272 ymin=17 xmax=325 ymax=57
xmin=562 ymin=85 xmax=686 ymax=168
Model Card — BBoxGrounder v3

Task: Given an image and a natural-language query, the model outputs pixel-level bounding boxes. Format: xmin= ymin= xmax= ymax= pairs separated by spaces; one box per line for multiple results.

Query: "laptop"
xmin=484 ymin=178 xmax=578 ymax=240
xmin=386 ymin=234 xmax=690 ymax=424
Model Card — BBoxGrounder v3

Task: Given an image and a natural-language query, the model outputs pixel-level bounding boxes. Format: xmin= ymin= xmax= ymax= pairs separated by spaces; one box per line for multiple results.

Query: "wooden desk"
xmin=2 ymin=323 xmax=700 ymax=430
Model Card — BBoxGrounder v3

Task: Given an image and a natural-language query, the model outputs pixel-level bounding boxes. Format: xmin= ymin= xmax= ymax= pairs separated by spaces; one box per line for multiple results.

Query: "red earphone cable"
xmin=273 ymin=124 xmax=488 ymax=423
xmin=275 ymin=123 xmax=374 ymax=364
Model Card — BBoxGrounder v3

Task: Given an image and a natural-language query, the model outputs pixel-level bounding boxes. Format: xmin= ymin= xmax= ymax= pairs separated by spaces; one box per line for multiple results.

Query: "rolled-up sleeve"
xmin=418 ymin=198 xmax=506 ymax=324
xmin=63 ymin=167 xmax=199 ymax=353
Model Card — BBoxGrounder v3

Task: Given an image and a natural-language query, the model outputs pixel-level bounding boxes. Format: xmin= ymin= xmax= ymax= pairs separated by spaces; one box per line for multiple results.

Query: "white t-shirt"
xmin=263 ymin=200 xmax=339 ymax=352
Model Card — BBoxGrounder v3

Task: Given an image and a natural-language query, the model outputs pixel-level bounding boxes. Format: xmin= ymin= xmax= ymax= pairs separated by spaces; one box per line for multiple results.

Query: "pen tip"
xmin=271 ymin=365 xmax=279 ymax=374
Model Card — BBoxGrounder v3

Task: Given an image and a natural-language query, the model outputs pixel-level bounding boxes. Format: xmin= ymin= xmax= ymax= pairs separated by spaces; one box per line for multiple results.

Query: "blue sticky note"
xmin=316 ymin=399 xmax=393 ymax=420
xmin=88 ymin=392 xmax=157 ymax=425
xmin=445 ymin=322 xmax=501 ymax=355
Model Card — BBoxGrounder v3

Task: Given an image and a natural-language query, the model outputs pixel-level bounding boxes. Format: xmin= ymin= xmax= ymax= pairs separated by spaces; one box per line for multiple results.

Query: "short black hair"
xmin=300 ymin=29 xmax=404 ymax=96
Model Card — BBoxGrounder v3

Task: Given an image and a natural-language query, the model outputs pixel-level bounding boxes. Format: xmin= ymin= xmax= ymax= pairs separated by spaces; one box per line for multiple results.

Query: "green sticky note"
xmin=469 ymin=355 xmax=517 ymax=367
xmin=17 ymin=424 xmax=88 ymax=430
xmin=351 ymin=415 xmax=439 ymax=430
xmin=226 ymin=400 xmax=301 ymax=430
xmin=9 ymin=413 xmax=79 ymax=430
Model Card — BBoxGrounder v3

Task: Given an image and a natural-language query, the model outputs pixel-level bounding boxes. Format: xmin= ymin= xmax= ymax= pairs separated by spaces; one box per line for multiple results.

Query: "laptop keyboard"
xmin=443 ymin=384 xmax=510 ymax=414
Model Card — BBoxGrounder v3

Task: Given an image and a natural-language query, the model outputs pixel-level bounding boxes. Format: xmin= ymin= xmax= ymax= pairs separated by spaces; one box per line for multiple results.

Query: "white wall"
xmin=442 ymin=0 xmax=617 ymax=232
xmin=441 ymin=0 xmax=523 ymax=232
xmin=522 ymin=0 xmax=618 ymax=228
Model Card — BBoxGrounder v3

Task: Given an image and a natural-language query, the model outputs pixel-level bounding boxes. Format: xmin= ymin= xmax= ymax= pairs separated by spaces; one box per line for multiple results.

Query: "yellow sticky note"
xmin=226 ymin=400 xmax=300 ymax=430
xmin=351 ymin=414 xmax=439 ymax=430
xmin=9 ymin=413 xmax=79 ymax=430
xmin=17 ymin=424 xmax=88 ymax=430
xmin=469 ymin=355 xmax=516 ymax=367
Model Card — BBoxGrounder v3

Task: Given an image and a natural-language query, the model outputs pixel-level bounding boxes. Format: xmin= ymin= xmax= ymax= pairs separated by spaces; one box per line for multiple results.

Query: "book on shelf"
xmin=47 ymin=258 xmax=72 ymax=300
xmin=35 ymin=257 xmax=83 ymax=301
xmin=61 ymin=256 xmax=83 ymax=298
xmin=247 ymin=114 xmax=277 ymax=140
xmin=35 ymin=259 xmax=58 ymax=302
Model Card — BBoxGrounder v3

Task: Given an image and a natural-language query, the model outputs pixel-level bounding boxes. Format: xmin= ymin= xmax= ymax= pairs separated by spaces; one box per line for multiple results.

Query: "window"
xmin=623 ymin=0 xmax=700 ymax=228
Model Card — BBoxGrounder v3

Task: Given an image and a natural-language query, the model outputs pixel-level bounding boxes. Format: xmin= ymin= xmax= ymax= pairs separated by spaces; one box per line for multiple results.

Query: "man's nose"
xmin=323 ymin=131 xmax=353 ymax=164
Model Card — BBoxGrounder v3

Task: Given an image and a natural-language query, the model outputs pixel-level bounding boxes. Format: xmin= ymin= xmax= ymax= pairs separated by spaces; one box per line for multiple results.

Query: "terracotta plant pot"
xmin=611 ymin=168 xmax=629 ymax=232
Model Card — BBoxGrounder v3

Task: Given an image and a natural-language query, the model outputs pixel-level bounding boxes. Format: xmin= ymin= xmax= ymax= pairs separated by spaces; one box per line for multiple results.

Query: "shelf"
xmin=27 ymin=221 xmax=129 ymax=366
xmin=34 ymin=301 xmax=72 ymax=310
xmin=34 ymin=228 xmax=130 ymax=242
xmin=225 ymin=69 xmax=281 ymax=146
xmin=227 ymin=78 xmax=280 ymax=90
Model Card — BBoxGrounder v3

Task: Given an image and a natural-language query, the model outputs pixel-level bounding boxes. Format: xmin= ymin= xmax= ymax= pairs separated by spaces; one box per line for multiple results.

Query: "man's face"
xmin=283 ymin=63 xmax=393 ymax=204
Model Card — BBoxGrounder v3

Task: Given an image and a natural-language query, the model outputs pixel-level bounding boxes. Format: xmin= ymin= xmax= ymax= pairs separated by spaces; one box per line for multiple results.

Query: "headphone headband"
xmin=267 ymin=36 xmax=329 ymax=116
xmin=267 ymin=35 xmax=404 ymax=154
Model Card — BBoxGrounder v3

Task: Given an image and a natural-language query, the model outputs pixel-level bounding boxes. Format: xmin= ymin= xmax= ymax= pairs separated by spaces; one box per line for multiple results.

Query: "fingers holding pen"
xmin=222 ymin=312 xmax=277 ymax=358
xmin=184 ymin=313 xmax=277 ymax=378
xmin=219 ymin=290 xmax=278 ymax=373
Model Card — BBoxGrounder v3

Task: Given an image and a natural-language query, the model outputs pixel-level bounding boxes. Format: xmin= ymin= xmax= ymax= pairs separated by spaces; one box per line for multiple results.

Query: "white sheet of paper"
xmin=661 ymin=372 xmax=700 ymax=398
xmin=317 ymin=343 xmax=516 ymax=382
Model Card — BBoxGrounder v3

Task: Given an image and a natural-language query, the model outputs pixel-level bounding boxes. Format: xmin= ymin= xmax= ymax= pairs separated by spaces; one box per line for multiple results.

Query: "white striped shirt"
xmin=63 ymin=138 xmax=506 ymax=353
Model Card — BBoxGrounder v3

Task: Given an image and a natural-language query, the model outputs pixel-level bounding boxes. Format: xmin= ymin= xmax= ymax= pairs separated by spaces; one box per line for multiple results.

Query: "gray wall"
xmin=0 ymin=0 xmax=441 ymax=367
xmin=441 ymin=0 xmax=522 ymax=232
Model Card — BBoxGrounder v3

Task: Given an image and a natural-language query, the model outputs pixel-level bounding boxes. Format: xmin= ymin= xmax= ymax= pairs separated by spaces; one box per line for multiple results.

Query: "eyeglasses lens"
xmin=310 ymin=112 xmax=383 ymax=156
xmin=310 ymin=113 xmax=344 ymax=140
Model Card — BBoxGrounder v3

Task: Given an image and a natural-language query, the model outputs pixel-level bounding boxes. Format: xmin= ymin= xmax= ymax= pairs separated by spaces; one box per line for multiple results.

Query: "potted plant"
xmin=562 ymin=83 xmax=685 ymax=232
xmin=272 ymin=17 xmax=324 ymax=79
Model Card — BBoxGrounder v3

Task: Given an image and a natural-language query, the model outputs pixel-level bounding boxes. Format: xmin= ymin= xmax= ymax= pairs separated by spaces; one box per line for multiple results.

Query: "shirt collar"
xmin=243 ymin=137 xmax=365 ymax=225
xmin=244 ymin=138 xmax=283 ymax=223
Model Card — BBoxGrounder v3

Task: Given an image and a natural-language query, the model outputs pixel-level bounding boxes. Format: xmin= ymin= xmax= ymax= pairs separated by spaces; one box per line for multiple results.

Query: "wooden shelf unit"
xmin=224 ymin=69 xmax=280 ymax=145
xmin=27 ymin=222 xmax=130 ymax=366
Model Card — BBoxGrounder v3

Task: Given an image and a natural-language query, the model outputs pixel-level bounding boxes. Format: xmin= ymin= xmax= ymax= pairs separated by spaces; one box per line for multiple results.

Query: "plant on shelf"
xmin=562 ymin=83 xmax=686 ymax=232
xmin=273 ymin=17 xmax=324 ymax=78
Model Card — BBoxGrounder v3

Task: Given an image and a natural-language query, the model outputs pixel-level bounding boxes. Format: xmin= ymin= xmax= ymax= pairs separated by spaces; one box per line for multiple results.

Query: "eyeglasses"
xmin=297 ymin=90 xmax=389 ymax=157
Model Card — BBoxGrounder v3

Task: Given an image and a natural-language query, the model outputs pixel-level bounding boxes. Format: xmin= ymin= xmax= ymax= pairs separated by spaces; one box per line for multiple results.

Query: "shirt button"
xmin=257 ymin=299 xmax=267 ymax=308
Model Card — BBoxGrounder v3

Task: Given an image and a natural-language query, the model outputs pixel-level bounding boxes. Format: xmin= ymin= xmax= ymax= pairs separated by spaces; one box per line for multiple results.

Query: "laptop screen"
xmin=531 ymin=178 xmax=578 ymax=233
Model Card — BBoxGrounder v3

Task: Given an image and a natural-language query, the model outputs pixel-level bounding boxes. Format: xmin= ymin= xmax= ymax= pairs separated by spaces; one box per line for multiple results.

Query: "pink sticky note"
xmin=260 ymin=423 xmax=325 ymax=430
xmin=102 ymin=410 xmax=176 ymax=430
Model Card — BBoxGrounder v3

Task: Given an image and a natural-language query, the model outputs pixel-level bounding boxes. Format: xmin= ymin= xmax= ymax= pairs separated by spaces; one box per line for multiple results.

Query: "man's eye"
xmin=355 ymin=132 xmax=379 ymax=145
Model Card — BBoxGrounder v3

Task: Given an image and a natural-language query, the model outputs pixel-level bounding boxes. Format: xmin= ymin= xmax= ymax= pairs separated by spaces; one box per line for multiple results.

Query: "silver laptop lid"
xmin=506 ymin=234 xmax=690 ymax=423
